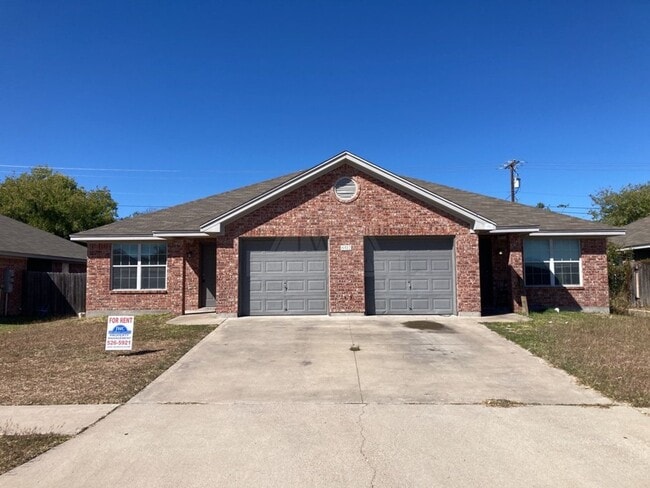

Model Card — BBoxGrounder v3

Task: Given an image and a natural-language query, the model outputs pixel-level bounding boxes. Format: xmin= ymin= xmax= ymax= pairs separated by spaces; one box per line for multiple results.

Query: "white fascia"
xmin=489 ymin=227 xmax=540 ymax=234
xmin=528 ymin=231 xmax=626 ymax=237
xmin=152 ymin=231 xmax=213 ymax=238
xmin=70 ymin=235 xmax=166 ymax=242
xmin=199 ymin=151 xmax=496 ymax=233
xmin=619 ymin=244 xmax=650 ymax=251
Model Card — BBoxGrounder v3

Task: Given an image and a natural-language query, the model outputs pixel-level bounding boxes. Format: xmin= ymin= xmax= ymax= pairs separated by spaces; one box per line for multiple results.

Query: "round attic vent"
xmin=333 ymin=177 xmax=359 ymax=202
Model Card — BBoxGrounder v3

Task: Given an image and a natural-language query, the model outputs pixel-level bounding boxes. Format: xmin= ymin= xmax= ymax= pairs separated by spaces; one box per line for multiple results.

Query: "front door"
xmin=200 ymin=242 xmax=216 ymax=308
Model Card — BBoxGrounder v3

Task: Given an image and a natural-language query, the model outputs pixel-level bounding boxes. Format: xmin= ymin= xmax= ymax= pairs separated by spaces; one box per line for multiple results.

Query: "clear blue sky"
xmin=1 ymin=1 xmax=649 ymax=219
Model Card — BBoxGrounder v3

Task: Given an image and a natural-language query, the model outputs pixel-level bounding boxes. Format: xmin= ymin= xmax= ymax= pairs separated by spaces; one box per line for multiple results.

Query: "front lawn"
xmin=0 ymin=434 xmax=70 ymax=475
xmin=0 ymin=314 xmax=216 ymax=476
xmin=0 ymin=314 xmax=216 ymax=405
xmin=487 ymin=312 xmax=650 ymax=407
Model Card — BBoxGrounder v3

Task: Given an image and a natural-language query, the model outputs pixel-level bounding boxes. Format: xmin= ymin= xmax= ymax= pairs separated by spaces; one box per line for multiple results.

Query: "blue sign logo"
xmin=109 ymin=324 xmax=130 ymax=335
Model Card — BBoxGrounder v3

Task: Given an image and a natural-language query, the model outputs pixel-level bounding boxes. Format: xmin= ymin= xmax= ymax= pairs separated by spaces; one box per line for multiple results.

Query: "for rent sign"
xmin=105 ymin=316 xmax=135 ymax=351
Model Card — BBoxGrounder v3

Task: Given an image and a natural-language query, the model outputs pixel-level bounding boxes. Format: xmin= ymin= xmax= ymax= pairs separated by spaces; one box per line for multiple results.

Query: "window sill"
xmin=110 ymin=289 xmax=168 ymax=294
xmin=525 ymin=285 xmax=584 ymax=290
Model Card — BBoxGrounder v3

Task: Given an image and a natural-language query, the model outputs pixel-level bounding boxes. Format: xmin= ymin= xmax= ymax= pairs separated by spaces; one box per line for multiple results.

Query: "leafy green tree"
xmin=589 ymin=182 xmax=650 ymax=226
xmin=0 ymin=166 xmax=117 ymax=238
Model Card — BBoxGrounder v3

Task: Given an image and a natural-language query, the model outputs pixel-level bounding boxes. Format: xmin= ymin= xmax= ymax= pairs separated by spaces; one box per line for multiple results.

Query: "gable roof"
xmin=71 ymin=151 xmax=623 ymax=241
xmin=609 ymin=215 xmax=650 ymax=251
xmin=0 ymin=215 xmax=87 ymax=261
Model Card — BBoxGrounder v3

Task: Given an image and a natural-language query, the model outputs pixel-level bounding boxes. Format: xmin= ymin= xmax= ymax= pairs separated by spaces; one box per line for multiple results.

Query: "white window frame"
xmin=523 ymin=238 xmax=582 ymax=287
xmin=111 ymin=243 xmax=167 ymax=291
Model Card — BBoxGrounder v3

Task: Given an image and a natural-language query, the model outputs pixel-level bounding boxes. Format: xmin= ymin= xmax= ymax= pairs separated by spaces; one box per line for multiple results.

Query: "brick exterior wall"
xmin=215 ymin=164 xmax=479 ymax=315
xmin=86 ymin=240 xmax=191 ymax=315
xmin=0 ymin=256 xmax=27 ymax=315
xmin=509 ymin=236 xmax=609 ymax=312
xmin=83 ymin=164 xmax=610 ymax=316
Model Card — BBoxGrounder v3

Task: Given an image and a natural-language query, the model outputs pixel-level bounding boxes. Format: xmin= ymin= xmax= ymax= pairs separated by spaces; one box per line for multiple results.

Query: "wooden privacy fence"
xmin=22 ymin=272 xmax=86 ymax=316
xmin=630 ymin=261 xmax=650 ymax=309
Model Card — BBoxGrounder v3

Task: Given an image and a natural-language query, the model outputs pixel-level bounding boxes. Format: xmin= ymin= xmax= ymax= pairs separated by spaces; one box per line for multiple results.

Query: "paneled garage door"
xmin=365 ymin=238 xmax=455 ymax=315
xmin=241 ymin=238 xmax=328 ymax=315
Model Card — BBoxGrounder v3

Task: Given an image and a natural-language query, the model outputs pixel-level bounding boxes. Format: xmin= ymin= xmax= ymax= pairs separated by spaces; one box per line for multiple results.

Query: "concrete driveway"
xmin=2 ymin=316 xmax=649 ymax=487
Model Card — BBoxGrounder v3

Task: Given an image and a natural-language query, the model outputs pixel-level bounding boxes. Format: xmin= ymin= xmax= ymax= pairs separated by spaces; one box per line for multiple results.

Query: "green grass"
xmin=487 ymin=312 xmax=650 ymax=407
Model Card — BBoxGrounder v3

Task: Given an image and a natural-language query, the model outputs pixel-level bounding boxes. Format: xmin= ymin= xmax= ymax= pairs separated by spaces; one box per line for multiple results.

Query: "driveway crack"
xmin=358 ymin=403 xmax=377 ymax=488
xmin=347 ymin=322 xmax=364 ymax=404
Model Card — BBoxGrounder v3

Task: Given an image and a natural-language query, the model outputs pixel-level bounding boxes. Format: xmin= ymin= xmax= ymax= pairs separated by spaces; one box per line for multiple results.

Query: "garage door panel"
xmin=265 ymin=300 xmax=285 ymax=312
xmin=265 ymin=261 xmax=284 ymax=273
xmin=432 ymin=260 xmax=451 ymax=271
xmin=388 ymin=279 xmax=408 ymax=291
xmin=410 ymin=279 xmax=430 ymax=291
xmin=409 ymin=259 xmax=429 ymax=271
xmin=308 ymin=299 xmax=326 ymax=310
xmin=307 ymin=280 xmax=326 ymax=291
xmin=285 ymin=299 xmax=306 ymax=312
xmin=286 ymin=280 xmax=305 ymax=292
xmin=433 ymin=279 xmax=452 ymax=291
xmin=374 ymin=261 xmax=387 ymax=273
xmin=265 ymin=280 xmax=284 ymax=292
xmin=307 ymin=261 xmax=326 ymax=272
xmin=411 ymin=298 xmax=432 ymax=312
xmin=388 ymin=298 xmax=409 ymax=313
xmin=286 ymin=261 xmax=305 ymax=273
xmin=249 ymin=300 xmax=263 ymax=313
xmin=249 ymin=261 xmax=263 ymax=273
xmin=366 ymin=238 xmax=455 ymax=315
xmin=433 ymin=299 xmax=453 ymax=312
xmin=242 ymin=238 xmax=328 ymax=316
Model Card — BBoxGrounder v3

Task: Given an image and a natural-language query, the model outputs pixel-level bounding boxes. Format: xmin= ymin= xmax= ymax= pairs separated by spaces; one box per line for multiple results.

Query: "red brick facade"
xmin=0 ymin=256 xmax=27 ymax=315
xmin=507 ymin=235 xmax=609 ymax=312
xmin=214 ymin=165 xmax=479 ymax=315
xmin=84 ymin=164 xmax=610 ymax=316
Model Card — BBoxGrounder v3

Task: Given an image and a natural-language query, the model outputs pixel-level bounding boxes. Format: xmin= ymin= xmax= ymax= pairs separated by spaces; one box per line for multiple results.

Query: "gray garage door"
xmin=365 ymin=237 xmax=455 ymax=315
xmin=241 ymin=238 xmax=328 ymax=316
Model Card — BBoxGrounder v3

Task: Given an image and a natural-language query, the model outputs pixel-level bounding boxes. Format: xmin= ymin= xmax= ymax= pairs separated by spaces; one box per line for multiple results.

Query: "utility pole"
xmin=503 ymin=160 xmax=522 ymax=202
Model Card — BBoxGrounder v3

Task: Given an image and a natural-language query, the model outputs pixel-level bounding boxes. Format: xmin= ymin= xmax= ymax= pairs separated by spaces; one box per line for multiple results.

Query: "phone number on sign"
xmin=106 ymin=339 xmax=131 ymax=346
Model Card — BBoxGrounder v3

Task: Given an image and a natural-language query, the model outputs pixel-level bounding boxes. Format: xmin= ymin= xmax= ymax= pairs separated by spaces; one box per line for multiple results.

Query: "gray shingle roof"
xmin=405 ymin=176 xmax=619 ymax=232
xmin=75 ymin=172 xmax=304 ymax=237
xmin=0 ymin=215 xmax=87 ymax=261
xmin=610 ymin=215 xmax=650 ymax=249
xmin=72 ymin=162 xmax=620 ymax=238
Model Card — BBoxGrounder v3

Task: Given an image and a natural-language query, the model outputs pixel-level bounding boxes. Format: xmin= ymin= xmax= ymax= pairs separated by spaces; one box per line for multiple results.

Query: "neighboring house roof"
xmin=71 ymin=151 xmax=623 ymax=241
xmin=0 ymin=214 xmax=87 ymax=262
xmin=609 ymin=215 xmax=650 ymax=251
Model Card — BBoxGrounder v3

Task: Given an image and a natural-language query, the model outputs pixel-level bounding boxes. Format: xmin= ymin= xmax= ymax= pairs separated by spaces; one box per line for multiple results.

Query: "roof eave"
xmin=199 ymin=151 xmax=496 ymax=233
xmin=618 ymin=244 xmax=650 ymax=251
xmin=71 ymin=234 xmax=166 ymax=242
xmin=152 ymin=231 xmax=213 ymax=238
xmin=488 ymin=227 xmax=540 ymax=234
xmin=0 ymin=250 xmax=86 ymax=262
xmin=529 ymin=230 xmax=626 ymax=237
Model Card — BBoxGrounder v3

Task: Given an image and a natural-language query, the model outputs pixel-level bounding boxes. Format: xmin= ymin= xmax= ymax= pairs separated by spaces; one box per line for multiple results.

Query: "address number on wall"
xmin=340 ymin=244 xmax=352 ymax=251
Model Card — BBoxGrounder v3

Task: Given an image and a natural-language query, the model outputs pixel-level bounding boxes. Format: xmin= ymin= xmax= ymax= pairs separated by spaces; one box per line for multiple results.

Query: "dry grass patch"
xmin=487 ymin=312 xmax=650 ymax=407
xmin=0 ymin=315 xmax=216 ymax=405
xmin=0 ymin=433 xmax=70 ymax=475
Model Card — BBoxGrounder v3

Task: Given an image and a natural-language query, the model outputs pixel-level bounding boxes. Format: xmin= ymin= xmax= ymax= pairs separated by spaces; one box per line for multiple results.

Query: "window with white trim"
xmin=111 ymin=243 xmax=167 ymax=290
xmin=523 ymin=239 xmax=581 ymax=286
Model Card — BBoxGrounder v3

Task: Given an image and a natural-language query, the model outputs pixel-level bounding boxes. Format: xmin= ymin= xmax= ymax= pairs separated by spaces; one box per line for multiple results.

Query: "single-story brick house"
xmin=71 ymin=152 xmax=623 ymax=317
xmin=609 ymin=215 xmax=650 ymax=260
xmin=0 ymin=214 xmax=87 ymax=315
